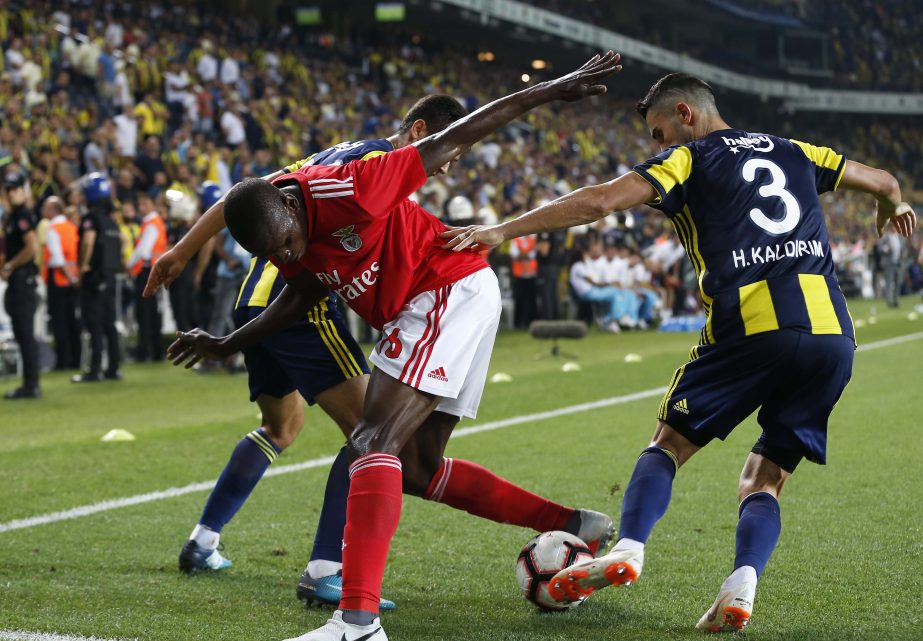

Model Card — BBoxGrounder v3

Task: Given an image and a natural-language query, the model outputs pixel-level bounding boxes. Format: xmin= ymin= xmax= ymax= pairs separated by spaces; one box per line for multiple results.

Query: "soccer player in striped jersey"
xmin=442 ymin=72 xmax=916 ymax=633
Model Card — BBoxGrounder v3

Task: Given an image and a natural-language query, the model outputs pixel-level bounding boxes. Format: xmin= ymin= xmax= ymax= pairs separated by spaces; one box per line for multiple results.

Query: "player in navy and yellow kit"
xmin=443 ymin=73 xmax=916 ymax=632
xmin=144 ymin=96 xmax=468 ymax=608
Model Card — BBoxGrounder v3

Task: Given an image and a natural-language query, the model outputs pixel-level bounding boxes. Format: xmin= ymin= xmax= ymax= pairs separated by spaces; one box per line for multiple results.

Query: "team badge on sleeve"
xmin=333 ymin=225 xmax=363 ymax=252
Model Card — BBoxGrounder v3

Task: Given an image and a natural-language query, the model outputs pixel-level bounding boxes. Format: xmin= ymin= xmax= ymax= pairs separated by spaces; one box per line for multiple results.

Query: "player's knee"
xmin=650 ymin=421 xmax=699 ymax=467
xmin=738 ymin=457 xmax=790 ymax=503
xmin=346 ymin=419 xmax=402 ymax=459
xmin=261 ymin=412 xmax=303 ymax=451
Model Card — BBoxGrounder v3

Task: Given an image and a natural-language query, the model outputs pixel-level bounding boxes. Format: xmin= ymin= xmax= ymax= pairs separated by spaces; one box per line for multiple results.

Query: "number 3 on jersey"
xmin=741 ymin=158 xmax=802 ymax=236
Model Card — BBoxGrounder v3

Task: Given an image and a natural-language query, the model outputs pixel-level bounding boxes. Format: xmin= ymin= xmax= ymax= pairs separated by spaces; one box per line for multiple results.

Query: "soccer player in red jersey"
xmin=168 ymin=51 xmax=621 ymax=641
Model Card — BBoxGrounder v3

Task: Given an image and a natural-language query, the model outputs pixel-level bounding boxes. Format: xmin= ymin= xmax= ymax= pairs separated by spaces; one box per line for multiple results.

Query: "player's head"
xmin=397 ymin=94 xmax=468 ymax=142
xmin=224 ymin=178 xmax=306 ymax=264
xmin=395 ymin=94 xmax=468 ymax=174
xmin=637 ymin=73 xmax=720 ymax=149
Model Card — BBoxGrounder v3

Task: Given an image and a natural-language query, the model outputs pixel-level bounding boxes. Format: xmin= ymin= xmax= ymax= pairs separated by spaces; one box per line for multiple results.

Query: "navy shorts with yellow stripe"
xmin=659 ymin=329 xmax=854 ymax=468
xmin=233 ymin=300 xmax=369 ymax=405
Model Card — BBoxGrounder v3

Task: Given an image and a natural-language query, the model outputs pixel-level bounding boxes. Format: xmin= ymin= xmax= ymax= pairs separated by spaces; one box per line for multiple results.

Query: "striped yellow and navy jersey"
xmin=632 ymin=129 xmax=852 ymax=344
xmin=235 ymin=138 xmax=394 ymax=310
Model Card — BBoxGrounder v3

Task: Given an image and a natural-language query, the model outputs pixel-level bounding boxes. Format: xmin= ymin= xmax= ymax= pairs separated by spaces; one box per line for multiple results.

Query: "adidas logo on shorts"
xmin=673 ymin=398 xmax=690 ymax=414
xmin=427 ymin=366 xmax=449 ymax=382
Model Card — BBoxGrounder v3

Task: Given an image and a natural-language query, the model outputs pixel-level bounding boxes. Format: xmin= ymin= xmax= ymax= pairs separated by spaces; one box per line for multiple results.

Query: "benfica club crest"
xmin=333 ymin=225 xmax=362 ymax=252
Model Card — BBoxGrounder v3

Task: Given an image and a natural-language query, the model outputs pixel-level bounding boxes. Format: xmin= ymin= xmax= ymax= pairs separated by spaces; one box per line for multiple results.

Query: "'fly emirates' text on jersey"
xmin=270 ymin=145 xmax=487 ymax=330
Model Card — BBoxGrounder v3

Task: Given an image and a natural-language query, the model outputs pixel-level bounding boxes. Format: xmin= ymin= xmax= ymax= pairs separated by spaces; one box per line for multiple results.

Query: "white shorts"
xmin=368 ymin=267 xmax=501 ymax=419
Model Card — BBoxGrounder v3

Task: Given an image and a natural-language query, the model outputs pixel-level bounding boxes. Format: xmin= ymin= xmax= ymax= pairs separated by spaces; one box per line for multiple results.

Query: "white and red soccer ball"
xmin=516 ymin=530 xmax=593 ymax=611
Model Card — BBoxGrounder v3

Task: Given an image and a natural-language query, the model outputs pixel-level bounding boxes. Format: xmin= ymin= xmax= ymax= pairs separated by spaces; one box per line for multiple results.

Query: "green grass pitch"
xmin=1 ymin=297 xmax=921 ymax=640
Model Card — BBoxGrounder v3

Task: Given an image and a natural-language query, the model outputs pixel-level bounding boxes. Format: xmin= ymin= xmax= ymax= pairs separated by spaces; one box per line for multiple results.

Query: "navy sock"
xmin=734 ymin=492 xmax=781 ymax=577
xmin=309 ymin=447 xmax=351 ymax=565
xmin=199 ymin=428 xmax=282 ymax=532
xmin=618 ymin=447 xmax=677 ymax=543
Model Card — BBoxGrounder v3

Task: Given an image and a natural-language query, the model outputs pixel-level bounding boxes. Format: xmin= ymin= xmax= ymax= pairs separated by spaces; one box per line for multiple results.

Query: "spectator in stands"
xmin=569 ymin=236 xmax=627 ymax=333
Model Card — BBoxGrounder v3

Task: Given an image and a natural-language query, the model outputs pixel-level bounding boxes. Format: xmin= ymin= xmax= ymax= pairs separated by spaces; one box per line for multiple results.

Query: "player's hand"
xmin=540 ymin=51 xmax=622 ymax=103
xmin=441 ymin=225 xmax=506 ymax=252
xmin=166 ymin=328 xmax=233 ymax=369
xmin=143 ymin=248 xmax=189 ymax=297
xmin=876 ymin=201 xmax=916 ymax=238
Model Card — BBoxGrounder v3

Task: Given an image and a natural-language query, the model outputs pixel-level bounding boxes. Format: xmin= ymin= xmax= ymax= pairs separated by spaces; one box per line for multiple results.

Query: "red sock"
xmin=424 ymin=458 xmax=574 ymax=532
xmin=339 ymin=453 xmax=403 ymax=613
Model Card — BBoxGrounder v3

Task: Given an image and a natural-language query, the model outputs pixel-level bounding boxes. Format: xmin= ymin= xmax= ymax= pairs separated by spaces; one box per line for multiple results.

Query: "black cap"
xmin=3 ymin=170 xmax=26 ymax=188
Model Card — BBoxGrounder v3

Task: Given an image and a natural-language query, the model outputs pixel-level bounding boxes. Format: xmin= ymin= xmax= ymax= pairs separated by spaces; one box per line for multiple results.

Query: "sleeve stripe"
xmin=631 ymin=170 xmax=667 ymax=205
xmin=360 ymin=150 xmax=387 ymax=161
xmin=637 ymin=146 xmax=693 ymax=205
xmin=831 ymin=155 xmax=847 ymax=191
xmin=790 ymin=139 xmax=843 ymax=173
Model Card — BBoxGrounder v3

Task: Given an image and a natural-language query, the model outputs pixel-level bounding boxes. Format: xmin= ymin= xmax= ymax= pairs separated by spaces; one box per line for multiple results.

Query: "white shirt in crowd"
xmin=220 ymin=109 xmax=245 ymax=146
xmin=646 ymin=238 xmax=686 ymax=271
xmin=164 ymin=70 xmax=191 ymax=104
xmin=569 ymin=260 xmax=595 ymax=298
xmin=114 ymin=112 xmax=138 ymax=158
xmin=83 ymin=141 xmax=106 ymax=174
xmin=5 ymin=47 xmax=24 ymax=85
xmin=105 ymin=22 xmax=124 ymax=48
xmin=197 ymin=53 xmax=218 ymax=83
xmin=20 ymin=59 xmax=42 ymax=93
xmin=603 ymin=255 xmax=630 ymax=286
xmin=220 ymin=56 xmax=240 ymax=85
xmin=478 ymin=141 xmax=502 ymax=169
xmin=625 ymin=262 xmax=652 ymax=288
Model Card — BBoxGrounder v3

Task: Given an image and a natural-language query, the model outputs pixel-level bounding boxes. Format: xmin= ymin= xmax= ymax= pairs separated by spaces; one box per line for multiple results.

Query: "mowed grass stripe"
xmin=0 ymin=631 xmax=132 ymax=641
xmin=1 ymin=330 xmax=918 ymax=536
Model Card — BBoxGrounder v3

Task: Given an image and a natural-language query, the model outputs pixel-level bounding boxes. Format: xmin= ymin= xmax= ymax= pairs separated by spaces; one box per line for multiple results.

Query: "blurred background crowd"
xmin=0 ymin=0 xmax=920 ymax=395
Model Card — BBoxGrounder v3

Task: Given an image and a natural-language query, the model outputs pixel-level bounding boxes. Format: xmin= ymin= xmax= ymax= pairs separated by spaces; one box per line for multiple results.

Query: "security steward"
xmin=42 ymin=196 xmax=82 ymax=370
xmin=1 ymin=169 xmax=41 ymax=399
xmin=127 ymin=194 xmax=167 ymax=361
xmin=73 ymin=173 xmax=123 ymax=382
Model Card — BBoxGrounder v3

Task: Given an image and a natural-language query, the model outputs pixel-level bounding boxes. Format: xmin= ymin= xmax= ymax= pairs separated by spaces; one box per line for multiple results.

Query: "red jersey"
xmin=270 ymin=145 xmax=487 ymax=330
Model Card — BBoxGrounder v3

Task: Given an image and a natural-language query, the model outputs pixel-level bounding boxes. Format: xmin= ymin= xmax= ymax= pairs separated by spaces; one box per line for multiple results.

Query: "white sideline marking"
xmin=0 ymin=631 xmax=134 ymax=641
xmin=856 ymin=330 xmax=923 ymax=351
xmin=1 ymin=331 xmax=919 ymax=535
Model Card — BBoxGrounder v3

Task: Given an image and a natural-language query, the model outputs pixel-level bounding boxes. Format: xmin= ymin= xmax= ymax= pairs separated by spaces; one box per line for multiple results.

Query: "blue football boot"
xmin=179 ymin=540 xmax=233 ymax=574
xmin=296 ymin=570 xmax=396 ymax=611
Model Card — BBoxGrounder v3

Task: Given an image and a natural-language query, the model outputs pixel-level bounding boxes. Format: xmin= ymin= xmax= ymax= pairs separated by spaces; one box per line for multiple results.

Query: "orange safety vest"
xmin=42 ymin=216 xmax=79 ymax=287
xmin=511 ymin=236 xmax=538 ymax=278
xmin=130 ymin=213 xmax=168 ymax=277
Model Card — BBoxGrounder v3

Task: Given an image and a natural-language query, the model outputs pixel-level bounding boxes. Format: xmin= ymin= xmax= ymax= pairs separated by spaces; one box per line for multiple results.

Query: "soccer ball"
xmin=516 ymin=530 xmax=593 ymax=611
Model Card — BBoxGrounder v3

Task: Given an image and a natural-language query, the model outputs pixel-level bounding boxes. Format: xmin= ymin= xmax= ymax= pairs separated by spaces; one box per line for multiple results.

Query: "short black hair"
xmin=224 ymin=178 xmax=289 ymax=256
xmin=398 ymin=94 xmax=468 ymax=135
xmin=637 ymin=73 xmax=717 ymax=119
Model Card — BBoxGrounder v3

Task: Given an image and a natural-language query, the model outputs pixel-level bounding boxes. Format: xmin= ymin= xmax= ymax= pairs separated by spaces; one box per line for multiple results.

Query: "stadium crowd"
xmin=525 ymin=0 xmax=923 ymax=92
xmin=0 ymin=0 xmax=920 ymax=395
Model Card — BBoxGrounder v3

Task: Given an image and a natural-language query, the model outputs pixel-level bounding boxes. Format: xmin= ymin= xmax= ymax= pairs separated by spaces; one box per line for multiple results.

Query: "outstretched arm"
xmin=443 ymin=171 xmax=655 ymax=251
xmin=143 ymin=168 xmax=287 ymax=296
xmin=415 ymin=51 xmax=621 ymax=175
xmin=166 ymin=269 xmax=327 ymax=368
xmin=838 ymin=160 xmax=916 ymax=238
